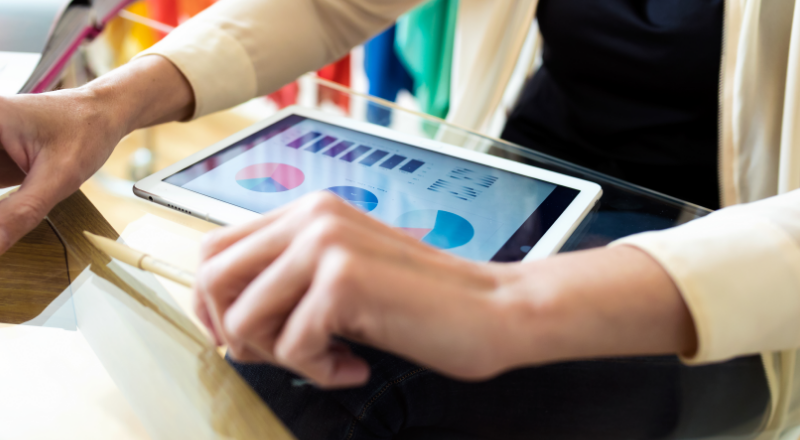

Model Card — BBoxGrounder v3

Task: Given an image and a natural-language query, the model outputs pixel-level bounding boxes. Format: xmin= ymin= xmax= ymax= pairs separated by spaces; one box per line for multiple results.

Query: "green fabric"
xmin=395 ymin=0 xmax=459 ymax=128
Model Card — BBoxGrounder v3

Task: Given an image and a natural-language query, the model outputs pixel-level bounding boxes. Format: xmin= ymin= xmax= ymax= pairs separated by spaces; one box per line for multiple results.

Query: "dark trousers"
xmin=230 ymin=344 xmax=768 ymax=440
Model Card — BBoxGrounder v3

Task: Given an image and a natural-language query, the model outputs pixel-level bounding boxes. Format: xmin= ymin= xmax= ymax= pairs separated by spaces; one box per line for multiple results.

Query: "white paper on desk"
xmin=72 ymin=272 xmax=222 ymax=439
xmin=119 ymin=214 xmax=208 ymax=332
xmin=0 ymin=268 xmax=150 ymax=440
xmin=0 ymin=324 xmax=150 ymax=440
xmin=0 ymin=214 xmax=289 ymax=440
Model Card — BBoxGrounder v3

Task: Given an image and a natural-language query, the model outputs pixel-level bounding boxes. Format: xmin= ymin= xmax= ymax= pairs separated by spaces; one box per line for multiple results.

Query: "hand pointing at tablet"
xmin=194 ymin=192 xmax=696 ymax=388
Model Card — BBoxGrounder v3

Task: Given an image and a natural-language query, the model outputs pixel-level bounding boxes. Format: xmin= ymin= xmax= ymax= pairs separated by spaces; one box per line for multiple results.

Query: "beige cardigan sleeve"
xmin=613 ymin=190 xmax=800 ymax=364
xmin=135 ymin=0 xmax=423 ymax=119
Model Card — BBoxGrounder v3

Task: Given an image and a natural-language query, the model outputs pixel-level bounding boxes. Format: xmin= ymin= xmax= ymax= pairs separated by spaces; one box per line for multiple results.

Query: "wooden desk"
xmin=0 ymin=190 xmax=177 ymax=327
xmin=0 ymin=190 xmax=117 ymax=324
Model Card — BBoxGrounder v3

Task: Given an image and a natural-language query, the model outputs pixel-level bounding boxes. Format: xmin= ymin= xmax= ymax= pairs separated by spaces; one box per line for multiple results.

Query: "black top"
xmin=503 ymin=0 xmax=724 ymax=168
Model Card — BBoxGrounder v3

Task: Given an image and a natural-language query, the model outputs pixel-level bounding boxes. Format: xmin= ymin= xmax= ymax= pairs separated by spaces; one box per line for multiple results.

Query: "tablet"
xmin=134 ymin=107 xmax=602 ymax=262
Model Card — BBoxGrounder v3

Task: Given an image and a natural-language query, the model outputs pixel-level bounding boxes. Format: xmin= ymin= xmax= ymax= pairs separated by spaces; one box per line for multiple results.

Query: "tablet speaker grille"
xmin=166 ymin=204 xmax=192 ymax=215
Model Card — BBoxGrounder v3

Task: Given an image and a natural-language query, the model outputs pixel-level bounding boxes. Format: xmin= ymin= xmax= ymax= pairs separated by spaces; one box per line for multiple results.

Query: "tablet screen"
xmin=164 ymin=115 xmax=579 ymax=262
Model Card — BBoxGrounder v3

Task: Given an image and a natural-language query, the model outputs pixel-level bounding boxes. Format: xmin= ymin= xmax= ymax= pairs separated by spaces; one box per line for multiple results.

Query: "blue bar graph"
xmin=400 ymin=159 xmax=425 ymax=173
xmin=340 ymin=145 xmax=372 ymax=162
xmin=287 ymin=132 xmax=322 ymax=149
xmin=323 ymin=141 xmax=354 ymax=157
xmin=305 ymin=136 xmax=338 ymax=153
xmin=380 ymin=154 xmax=407 ymax=170
xmin=360 ymin=150 xmax=389 ymax=166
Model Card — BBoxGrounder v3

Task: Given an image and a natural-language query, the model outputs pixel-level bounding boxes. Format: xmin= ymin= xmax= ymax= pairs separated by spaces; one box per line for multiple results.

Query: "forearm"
xmin=493 ymin=246 xmax=697 ymax=369
xmin=79 ymin=55 xmax=194 ymax=135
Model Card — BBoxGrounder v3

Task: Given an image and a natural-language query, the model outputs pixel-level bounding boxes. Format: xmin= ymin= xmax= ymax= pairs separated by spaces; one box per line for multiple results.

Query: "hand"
xmin=195 ymin=194 xmax=697 ymax=389
xmin=0 ymin=89 xmax=125 ymax=253
xmin=0 ymin=56 xmax=194 ymax=255
xmin=195 ymin=192 xmax=514 ymax=388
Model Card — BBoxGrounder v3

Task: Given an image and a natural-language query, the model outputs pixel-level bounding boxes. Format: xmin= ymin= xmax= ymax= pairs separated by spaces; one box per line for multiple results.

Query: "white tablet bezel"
xmin=134 ymin=106 xmax=602 ymax=260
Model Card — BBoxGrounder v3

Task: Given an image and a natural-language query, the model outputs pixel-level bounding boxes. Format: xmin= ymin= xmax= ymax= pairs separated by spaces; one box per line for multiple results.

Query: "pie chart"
xmin=327 ymin=186 xmax=379 ymax=212
xmin=236 ymin=163 xmax=305 ymax=192
xmin=395 ymin=210 xmax=474 ymax=249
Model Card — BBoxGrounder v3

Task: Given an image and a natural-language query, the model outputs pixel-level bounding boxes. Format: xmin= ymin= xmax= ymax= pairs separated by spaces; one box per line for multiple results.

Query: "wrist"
xmin=486 ymin=261 xmax=569 ymax=370
xmin=489 ymin=247 xmax=697 ymax=370
xmin=79 ymin=55 xmax=194 ymax=136
xmin=70 ymin=85 xmax=129 ymax=147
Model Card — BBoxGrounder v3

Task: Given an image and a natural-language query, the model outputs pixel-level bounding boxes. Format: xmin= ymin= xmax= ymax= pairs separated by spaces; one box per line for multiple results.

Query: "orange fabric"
xmin=145 ymin=0 xmax=216 ymax=39
xmin=146 ymin=0 xmax=178 ymax=39
xmin=178 ymin=0 xmax=216 ymax=22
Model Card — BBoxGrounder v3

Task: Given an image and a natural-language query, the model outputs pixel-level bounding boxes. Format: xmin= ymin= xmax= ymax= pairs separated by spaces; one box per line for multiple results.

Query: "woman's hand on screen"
xmin=194 ymin=192 xmax=698 ymax=389
xmin=194 ymin=192 xmax=518 ymax=388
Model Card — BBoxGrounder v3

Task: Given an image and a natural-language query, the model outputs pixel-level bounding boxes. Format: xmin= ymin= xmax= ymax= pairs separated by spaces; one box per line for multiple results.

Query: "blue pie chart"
xmin=395 ymin=210 xmax=474 ymax=249
xmin=327 ymin=186 xmax=379 ymax=212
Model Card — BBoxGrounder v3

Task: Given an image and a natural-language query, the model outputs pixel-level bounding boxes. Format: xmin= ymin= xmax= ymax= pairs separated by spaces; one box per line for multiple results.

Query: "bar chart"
xmin=283 ymin=131 xmax=428 ymax=173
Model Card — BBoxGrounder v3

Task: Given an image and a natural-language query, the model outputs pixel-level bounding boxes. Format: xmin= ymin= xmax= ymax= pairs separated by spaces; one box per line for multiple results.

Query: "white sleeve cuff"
xmin=612 ymin=213 xmax=800 ymax=364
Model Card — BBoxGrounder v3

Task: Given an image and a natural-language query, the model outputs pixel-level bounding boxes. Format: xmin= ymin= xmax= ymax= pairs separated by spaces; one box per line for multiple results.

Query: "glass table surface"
xmin=86 ymin=76 xmax=712 ymax=249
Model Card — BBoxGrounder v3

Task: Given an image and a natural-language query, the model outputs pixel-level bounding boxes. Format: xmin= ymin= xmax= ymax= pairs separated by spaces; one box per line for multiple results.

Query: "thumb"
xmin=0 ymin=162 xmax=76 ymax=255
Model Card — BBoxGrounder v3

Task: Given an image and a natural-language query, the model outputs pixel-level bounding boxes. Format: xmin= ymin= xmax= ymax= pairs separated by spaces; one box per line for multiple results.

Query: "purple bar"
xmin=323 ymin=141 xmax=354 ymax=157
xmin=287 ymin=131 xmax=322 ymax=149
xmin=359 ymin=150 xmax=389 ymax=166
xmin=305 ymin=136 xmax=338 ymax=153
xmin=340 ymin=145 xmax=372 ymax=162
xmin=400 ymin=159 xmax=424 ymax=173
xmin=379 ymin=154 xmax=407 ymax=170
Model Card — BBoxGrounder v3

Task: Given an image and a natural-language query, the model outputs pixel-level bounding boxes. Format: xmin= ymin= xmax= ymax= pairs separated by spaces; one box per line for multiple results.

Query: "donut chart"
xmin=395 ymin=210 xmax=474 ymax=249
xmin=236 ymin=163 xmax=305 ymax=192
xmin=326 ymin=186 xmax=379 ymax=212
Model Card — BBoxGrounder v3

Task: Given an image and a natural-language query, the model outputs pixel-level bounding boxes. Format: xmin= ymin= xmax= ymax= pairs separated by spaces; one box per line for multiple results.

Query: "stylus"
xmin=0 ymin=186 xmax=19 ymax=202
xmin=83 ymin=231 xmax=195 ymax=288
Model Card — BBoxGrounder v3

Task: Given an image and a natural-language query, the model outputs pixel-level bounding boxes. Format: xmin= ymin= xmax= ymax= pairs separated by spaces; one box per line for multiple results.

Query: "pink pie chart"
xmin=236 ymin=163 xmax=305 ymax=192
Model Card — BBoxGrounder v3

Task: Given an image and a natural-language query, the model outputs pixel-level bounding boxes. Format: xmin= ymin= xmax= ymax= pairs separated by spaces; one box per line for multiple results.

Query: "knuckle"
xmin=304 ymin=216 xmax=347 ymax=249
xmin=319 ymin=247 xmax=360 ymax=299
xmin=323 ymin=245 xmax=359 ymax=273
xmin=225 ymin=315 xmax=248 ymax=341
xmin=14 ymin=195 xmax=48 ymax=224
xmin=305 ymin=191 xmax=345 ymax=216
xmin=273 ymin=338 xmax=300 ymax=367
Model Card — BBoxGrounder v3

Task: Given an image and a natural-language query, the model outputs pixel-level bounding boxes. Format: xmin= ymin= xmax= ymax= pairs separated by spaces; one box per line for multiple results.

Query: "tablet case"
xmin=0 ymin=0 xmax=136 ymax=94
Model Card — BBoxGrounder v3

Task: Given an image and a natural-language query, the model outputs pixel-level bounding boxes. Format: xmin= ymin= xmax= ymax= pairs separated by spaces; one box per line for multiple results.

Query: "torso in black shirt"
xmin=501 ymin=0 xmax=724 ymax=209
